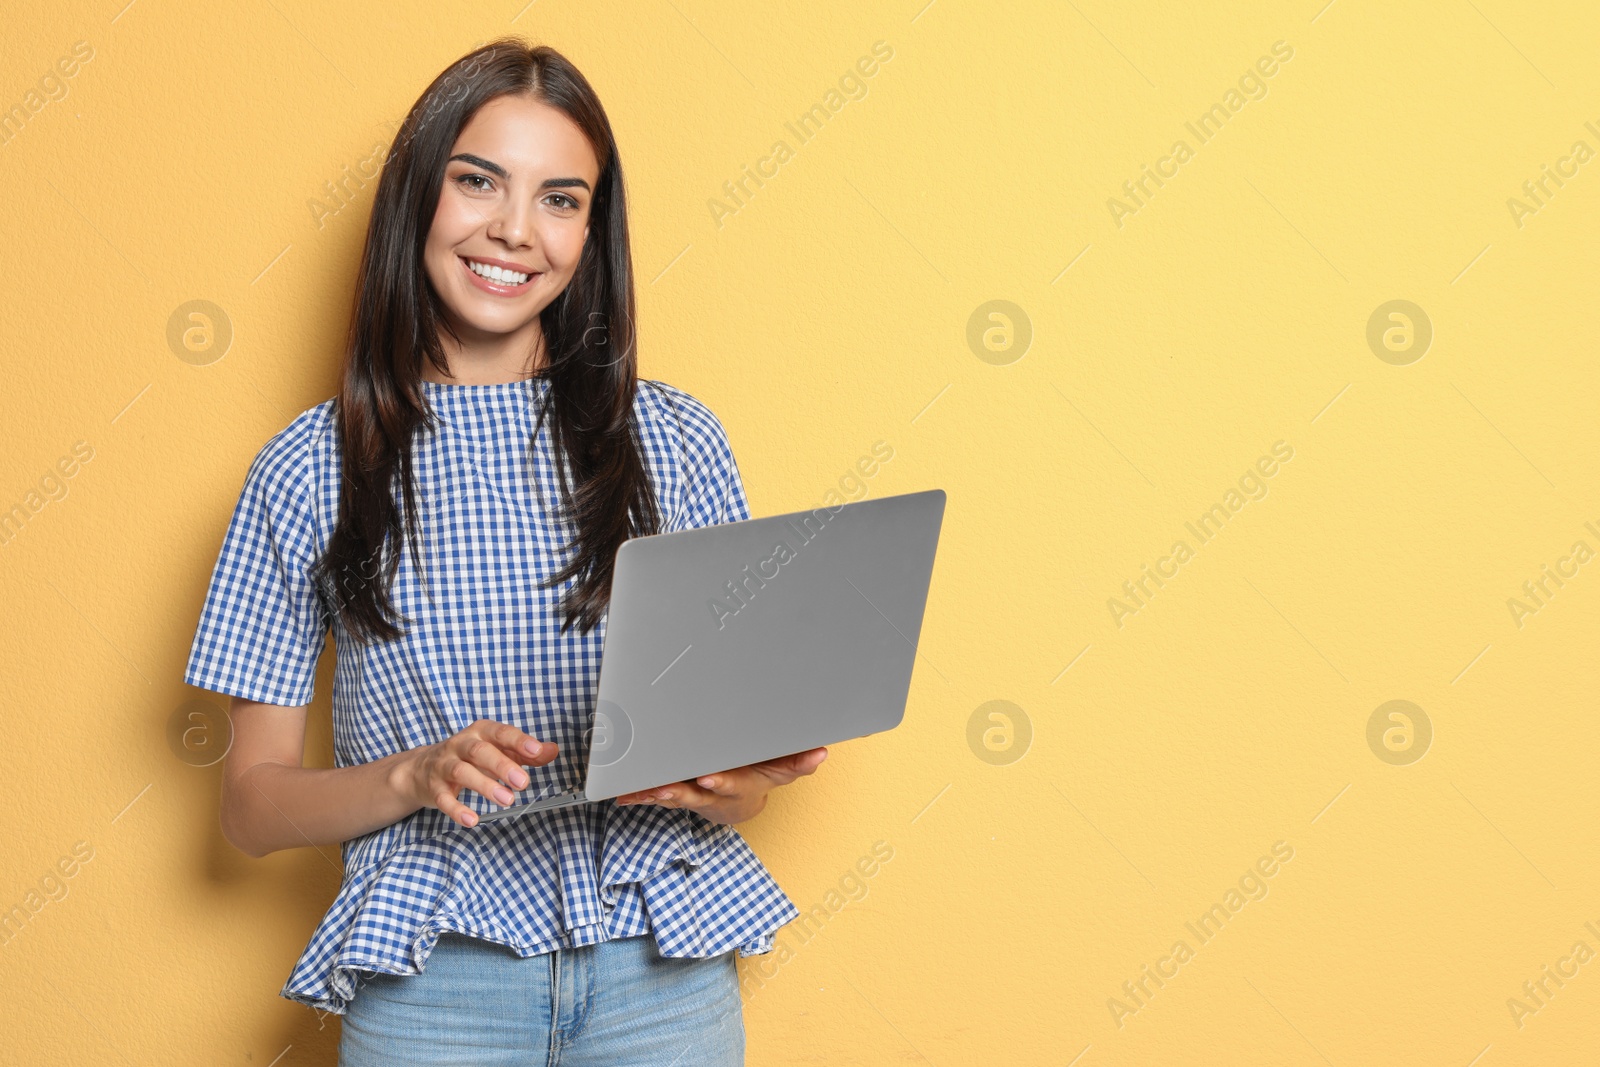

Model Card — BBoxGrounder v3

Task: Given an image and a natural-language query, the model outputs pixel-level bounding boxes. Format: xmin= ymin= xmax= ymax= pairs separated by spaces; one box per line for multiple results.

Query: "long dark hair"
xmin=313 ymin=38 xmax=659 ymax=642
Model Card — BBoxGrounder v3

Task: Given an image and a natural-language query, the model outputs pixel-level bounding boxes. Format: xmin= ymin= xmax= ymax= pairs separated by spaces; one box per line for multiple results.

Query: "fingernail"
xmin=698 ymin=777 xmax=716 ymax=788
xmin=523 ymin=739 xmax=542 ymax=756
xmin=659 ymin=791 xmax=674 ymax=801
xmin=512 ymin=771 xmax=529 ymax=788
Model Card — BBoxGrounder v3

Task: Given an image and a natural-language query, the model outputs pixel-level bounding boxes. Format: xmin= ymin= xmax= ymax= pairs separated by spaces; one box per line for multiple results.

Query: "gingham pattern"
xmin=183 ymin=376 xmax=799 ymax=1015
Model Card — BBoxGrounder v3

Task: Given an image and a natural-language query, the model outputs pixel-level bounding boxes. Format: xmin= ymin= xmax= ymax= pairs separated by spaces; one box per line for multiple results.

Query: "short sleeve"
xmin=183 ymin=418 xmax=329 ymax=707
xmin=648 ymin=382 xmax=750 ymax=529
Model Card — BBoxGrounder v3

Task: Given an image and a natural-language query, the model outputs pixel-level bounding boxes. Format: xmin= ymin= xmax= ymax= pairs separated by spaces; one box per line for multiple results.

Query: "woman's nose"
xmin=491 ymin=202 xmax=533 ymax=246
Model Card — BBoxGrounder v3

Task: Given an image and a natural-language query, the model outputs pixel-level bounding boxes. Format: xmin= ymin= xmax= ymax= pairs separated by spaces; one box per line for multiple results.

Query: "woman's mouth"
xmin=459 ymin=255 xmax=540 ymax=295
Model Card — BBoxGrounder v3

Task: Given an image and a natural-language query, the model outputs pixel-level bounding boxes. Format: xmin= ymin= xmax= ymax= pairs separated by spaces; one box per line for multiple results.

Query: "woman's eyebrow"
xmin=449 ymin=153 xmax=508 ymax=177
xmin=448 ymin=153 xmax=591 ymax=191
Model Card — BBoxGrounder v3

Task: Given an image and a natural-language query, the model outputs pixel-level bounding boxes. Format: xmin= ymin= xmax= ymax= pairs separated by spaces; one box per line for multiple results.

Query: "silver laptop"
xmin=474 ymin=487 xmax=946 ymax=825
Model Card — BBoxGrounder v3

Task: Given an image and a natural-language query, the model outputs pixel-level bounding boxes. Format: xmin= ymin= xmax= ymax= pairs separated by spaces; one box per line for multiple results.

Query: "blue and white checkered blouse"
xmin=183 ymin=375 xmax=799 ymax=1015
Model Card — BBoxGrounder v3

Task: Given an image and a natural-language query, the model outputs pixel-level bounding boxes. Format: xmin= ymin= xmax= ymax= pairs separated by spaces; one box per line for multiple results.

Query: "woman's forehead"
xmin=451 ymin=95 xmax=600 ymax=180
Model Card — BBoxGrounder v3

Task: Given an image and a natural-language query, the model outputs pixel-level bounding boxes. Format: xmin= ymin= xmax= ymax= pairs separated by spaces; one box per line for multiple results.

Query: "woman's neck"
xmin=424 ymin=321 xmax=547 ymax=384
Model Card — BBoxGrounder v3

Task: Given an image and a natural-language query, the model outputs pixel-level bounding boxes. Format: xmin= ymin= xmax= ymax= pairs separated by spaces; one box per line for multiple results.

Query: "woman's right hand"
xmin=398 ymin=719 xmax=559 ymax=827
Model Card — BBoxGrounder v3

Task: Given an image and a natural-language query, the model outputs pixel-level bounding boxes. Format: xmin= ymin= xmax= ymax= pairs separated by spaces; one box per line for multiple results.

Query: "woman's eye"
xmin=457 ymin=174 xmax=492 ymax=192
xmin=546 ymin=193 xmax=578 ymax=211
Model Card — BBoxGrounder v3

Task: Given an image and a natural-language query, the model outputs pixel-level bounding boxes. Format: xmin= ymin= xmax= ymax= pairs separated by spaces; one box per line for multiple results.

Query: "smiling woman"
xmin=181 ymin=37 xmax=825 ymax=1067
xmin=422 ymin=100 xmax=597 ymax=329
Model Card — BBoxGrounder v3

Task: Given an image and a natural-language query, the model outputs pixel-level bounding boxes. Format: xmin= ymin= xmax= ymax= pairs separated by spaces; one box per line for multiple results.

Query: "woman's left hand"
xmin=613 ymin=747 xmax=828 ymax=825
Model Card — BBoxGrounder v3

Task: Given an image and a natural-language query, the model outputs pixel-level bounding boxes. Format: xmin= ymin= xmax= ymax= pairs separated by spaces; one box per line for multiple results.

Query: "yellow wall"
xmin=2 ymin=1 xmax=1597 ymax=1063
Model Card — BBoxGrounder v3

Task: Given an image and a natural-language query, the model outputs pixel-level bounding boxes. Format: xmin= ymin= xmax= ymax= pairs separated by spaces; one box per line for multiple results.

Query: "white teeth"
xmin=467 ymin=259 xmax=531 ymax=285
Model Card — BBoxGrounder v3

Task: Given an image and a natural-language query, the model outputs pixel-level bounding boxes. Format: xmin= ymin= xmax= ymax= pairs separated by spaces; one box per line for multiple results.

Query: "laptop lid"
xmin=581 ymin=487 xmax=947 ymax=802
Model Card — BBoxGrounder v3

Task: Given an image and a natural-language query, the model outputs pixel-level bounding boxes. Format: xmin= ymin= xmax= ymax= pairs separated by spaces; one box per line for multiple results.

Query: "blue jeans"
xmin=337 ymin=932 xmax=745 ymax=1066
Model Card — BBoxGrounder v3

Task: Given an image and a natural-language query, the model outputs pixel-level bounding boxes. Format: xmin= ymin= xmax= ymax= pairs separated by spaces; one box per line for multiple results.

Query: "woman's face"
xmin=423 ymin=92 xmax=601 ymax=355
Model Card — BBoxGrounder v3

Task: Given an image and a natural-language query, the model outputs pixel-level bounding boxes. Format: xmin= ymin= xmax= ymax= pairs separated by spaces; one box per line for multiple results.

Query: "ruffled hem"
xmin=280 ymin=804 xmax=799 ymax=1015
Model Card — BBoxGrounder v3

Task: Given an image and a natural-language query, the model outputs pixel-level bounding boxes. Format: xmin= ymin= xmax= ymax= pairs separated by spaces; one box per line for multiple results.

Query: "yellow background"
xmin=2 ymin=0 xmax=1597 ymax=1063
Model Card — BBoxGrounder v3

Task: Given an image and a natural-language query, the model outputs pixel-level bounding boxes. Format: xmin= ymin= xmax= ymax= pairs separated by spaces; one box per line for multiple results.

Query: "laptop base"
xmin=474 ymin=787 xmax=590 ymax=825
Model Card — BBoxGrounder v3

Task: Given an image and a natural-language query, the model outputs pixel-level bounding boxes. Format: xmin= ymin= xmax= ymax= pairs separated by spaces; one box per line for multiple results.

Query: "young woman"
xmin=183 ymin=39 xmax=825 ymax=1066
